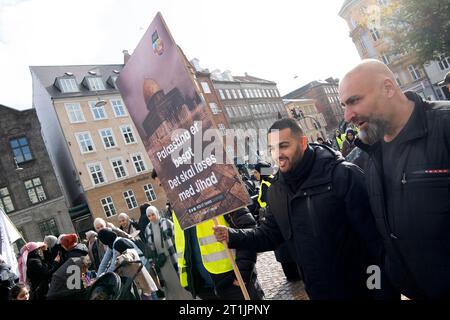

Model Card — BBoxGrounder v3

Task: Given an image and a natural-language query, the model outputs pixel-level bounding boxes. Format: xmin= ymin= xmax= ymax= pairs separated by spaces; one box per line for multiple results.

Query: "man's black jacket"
xmin=228 ymin=144 xmax=384 ymax=299
xmin=356 ymin=92 xmax=450 ymax=299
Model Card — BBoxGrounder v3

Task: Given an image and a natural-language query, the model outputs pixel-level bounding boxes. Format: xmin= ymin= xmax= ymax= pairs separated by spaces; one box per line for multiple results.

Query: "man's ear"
xmin=384 ymin=78 xmax=396 ymax=98
xmin=301 ymin=135 xmax=308 ymax=151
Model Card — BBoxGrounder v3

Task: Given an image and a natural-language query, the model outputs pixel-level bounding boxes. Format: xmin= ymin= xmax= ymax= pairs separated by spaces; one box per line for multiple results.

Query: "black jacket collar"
xmin=274 ymin=144 xmax=345 ymax=190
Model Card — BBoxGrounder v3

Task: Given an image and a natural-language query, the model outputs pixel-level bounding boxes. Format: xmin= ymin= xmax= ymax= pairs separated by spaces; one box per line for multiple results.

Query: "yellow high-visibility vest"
xmin=173 ymin=215 xmax=235 ymax=287
xmin=257 ymin=176 xmax=273 ymax=208
xmin=336 ymin=134 xmax=344 ymax=150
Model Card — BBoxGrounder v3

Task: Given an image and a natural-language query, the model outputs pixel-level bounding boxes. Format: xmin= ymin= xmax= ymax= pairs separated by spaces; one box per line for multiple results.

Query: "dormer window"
xmin=107 ymin=76 xmax=118 ymax=89
xmin=58 ymin=77 xmax=79 ymax=93
xmin=87 ymin=77 xmax=105 ymax=91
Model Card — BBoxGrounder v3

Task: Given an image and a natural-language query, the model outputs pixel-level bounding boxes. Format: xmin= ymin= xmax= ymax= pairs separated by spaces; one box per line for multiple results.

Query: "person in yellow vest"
xmin=252 ymin=162 xmax=273 ymax=224
xmin=332 ymin=129 xmax=345 ymax=151
xmin=174 ymin=207 xmax=265 ymax=300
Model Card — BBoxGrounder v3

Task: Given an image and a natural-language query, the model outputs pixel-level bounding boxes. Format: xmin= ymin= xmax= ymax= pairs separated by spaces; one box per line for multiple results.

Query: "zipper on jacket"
xmin=306 ymin=195 xmax=317 ymax=237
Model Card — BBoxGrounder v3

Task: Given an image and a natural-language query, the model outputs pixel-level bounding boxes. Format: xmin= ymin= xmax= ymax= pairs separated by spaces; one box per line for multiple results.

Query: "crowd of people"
xmin=1 ymin=61 xmax=449 ymax=301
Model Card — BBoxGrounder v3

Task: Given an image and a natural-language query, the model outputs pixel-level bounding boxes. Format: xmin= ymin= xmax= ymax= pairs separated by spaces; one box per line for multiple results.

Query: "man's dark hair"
xmin=269 ymin=118 xmax=304 ymax=137
xmin=151 ymin=168 xmax=158 ymax=179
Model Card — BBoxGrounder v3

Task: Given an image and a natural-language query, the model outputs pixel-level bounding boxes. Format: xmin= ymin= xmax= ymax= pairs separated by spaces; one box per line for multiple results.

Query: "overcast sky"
xmin=0 ymin=0 xmax=360 ymax=110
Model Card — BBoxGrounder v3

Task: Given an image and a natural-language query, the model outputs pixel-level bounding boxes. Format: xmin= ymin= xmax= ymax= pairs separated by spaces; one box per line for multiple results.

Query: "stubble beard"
xmin=358 ymin=119 xmax=387 ymax=145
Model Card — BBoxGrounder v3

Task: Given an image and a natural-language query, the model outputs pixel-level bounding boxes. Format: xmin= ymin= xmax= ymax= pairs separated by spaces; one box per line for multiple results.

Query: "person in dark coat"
xmin=0 ymin=254 xmax=18 ymax=300
xmin=340 ymin=59 xmax=450 ymax=299
xmin=341 ymin=129 xmax=357 ymax=157
xmin=138 ymin=203 xmax=151 ymax=243
xmin=210 ymin=208 xmax=265 ymax=300
xmin=25 ymin=242 xmax=56 ymax=300
xmin=43 ymin=235 xmax=60 ymax=266
xmin=85 ymin=231 xmax=104 ymax=272
xmin=47 ymin=255 xmax=90 ymax=300
xmin=253 ymin=162 xmax=301 ymax=281
xmin=214 ymin=118 xmax=388 ymax=300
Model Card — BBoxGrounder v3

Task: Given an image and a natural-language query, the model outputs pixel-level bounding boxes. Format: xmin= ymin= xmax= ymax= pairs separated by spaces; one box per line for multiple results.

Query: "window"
xmin=87 ymin=163 xmax=106 ymax=185
xmin=218 ymin=89 xmax=225 ymax=100
xmin=111 ymin=99 xmax=126 ymax=117
xmin=99 ymin=128 xmax=116 ymax=149
xmin=123 ymin=190 xmax=137 ymax=209
xmin=438 ymin=55 xmax=450 ymax=71
xmin=408 ymin=65 xmax=421 ymax=81
xmin=110 ymin=158 xmax=127 ymax=179
xmin=10 ymin=137 xmax=33 ymax=164
xmin=87 ymin=77 xmax=105 ymax=91
xmin=120 ymin=125 xmax=136 ymax=144
xmin=369 ymin=28 xmax=381 ymax=41
xmin=237 ymin=90 xmax=243 ymax=99
xmin=231 ymin=89 xmax=237 ymax=99
xmin=209 ymin=103 xmax=220 ymax=115
xmin=144 ymin=184 xmax=157 ymax=202
xmin=226 ymin=107 xmax=235 ymax=118
xmin=225 ymin=90 xmax=232 ymax=99
xmin=378 ymin=0 xmax=388 ymax=6
xmin=200 ymin=82 xmax=211 ymax=94
xmin=235 ymin=106 xmax=243 ymax=117
xmin=65 ymin=103 xmax=85 ymax=123
xmin=38 ymin=218 xmax=59 ymax=237
xmin=59 ymin=78 xmax=79 ymax=93
xmin=218 ymin=123 xmax=226 ymax=135
xmin=359 ymin=39 xmax=368 ymax=54
xmin=131 ymin=153 xmax=147 ymax=173
xmin=0 ymin=187 xmax=14 ymax=213
xmin=380 ymin=53 xmax=390 ymax=65
xmin=24 ymin=177 xmax=47 ymax=204
xmin=75 ymin=132 xmax=95 ymax=153
xmin=89 ymin=101 xmax=107 ymax=120
xmin=101 ymin=196 xmax=116 ymax=217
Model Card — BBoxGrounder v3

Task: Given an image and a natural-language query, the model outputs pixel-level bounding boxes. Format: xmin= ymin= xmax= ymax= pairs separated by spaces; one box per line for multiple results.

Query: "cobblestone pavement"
xmin=256 ymin=251 xmax=309 ymax=300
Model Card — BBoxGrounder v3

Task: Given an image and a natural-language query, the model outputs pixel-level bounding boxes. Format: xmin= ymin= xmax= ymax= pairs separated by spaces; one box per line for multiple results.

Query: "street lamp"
xmin=301 ymin=115 xmax=327 ymax=141
xmin=14 ymin=157 xmax=23 ymax=172
xmin=95 ymin=99 xmax=107 ymax=107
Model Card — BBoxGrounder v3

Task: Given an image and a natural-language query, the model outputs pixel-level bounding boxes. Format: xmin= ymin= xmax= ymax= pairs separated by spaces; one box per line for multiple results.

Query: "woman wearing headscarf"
xmin=145 ymin=206 xmax=191 ymax=300
xmin=43 ymin=235 xmax=59 ymax=265
xmin=113 ymin=238 xmax=158 ymax=300
xmin=117 ymin=213 xmax=139 ymax=236
xmin=85 ymin=231 xmax=105 ymax=272
xmin=22 ymin=242 xmax=57 ymax=300
xmin=97 ymin=228 xmax=145 ymax=276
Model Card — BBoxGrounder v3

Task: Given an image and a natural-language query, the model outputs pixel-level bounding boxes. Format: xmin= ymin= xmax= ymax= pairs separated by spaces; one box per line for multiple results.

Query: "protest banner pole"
xmin=213 ymin=217 xmax=250 ymax=300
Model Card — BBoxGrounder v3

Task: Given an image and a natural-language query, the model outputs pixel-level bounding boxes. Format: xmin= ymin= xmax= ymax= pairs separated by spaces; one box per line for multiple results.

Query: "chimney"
xmin=123 ymin=50 xmax=131 ymax=64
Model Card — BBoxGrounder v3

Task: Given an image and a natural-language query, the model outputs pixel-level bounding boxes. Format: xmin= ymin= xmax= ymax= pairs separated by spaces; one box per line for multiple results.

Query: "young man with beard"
xmin=214 ymin=118 xmax=388 ymax=300
xmin=339 ymin=59 xmax=450 ymax=299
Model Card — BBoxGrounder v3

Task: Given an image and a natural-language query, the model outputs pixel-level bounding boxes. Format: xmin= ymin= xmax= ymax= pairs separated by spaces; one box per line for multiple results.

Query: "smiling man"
xmin=214 ymin=118 xmax=388 ymax=300
xmin=339 ymin=59 xmax=450 ymax=299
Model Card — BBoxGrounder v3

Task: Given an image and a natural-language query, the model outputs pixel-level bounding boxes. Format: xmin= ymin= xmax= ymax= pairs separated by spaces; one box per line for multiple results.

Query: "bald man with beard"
xmin=339 ymin=59 xmax=450 ymax=299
